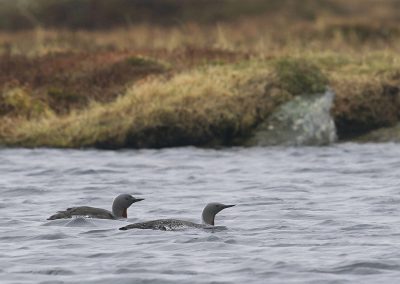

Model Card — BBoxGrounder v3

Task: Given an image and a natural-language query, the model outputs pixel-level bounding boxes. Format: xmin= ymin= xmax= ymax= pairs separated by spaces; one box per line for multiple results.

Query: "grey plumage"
xmin=201 ymin=202 xmax=235 ymax=226
xmin=119 ymin=219 xmax=204 ymax=231
xmin=47 ymin=206 xmax=115 ymax=220
xmin=47 ymin=194 xmax=144 ymax=220
xmin=119 ymin=202 xmax=235 ymax=231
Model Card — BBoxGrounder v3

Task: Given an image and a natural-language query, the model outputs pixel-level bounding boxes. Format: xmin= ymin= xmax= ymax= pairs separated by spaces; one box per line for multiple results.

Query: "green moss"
xmin=273 ymin=58 xmax=328 ymax=95
xmin=204 ymin=59 xmax=227 ymax=66
xmin=47 ymin=88 xmax=84 ymax=104
xmin=126 ymin=56 xmax=168 ymax=69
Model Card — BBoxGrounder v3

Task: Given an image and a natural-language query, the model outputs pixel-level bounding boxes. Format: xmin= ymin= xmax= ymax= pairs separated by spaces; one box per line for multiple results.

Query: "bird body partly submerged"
xmin=119 ymin=202 xmax=235 ymax=231
xmin=47 ymin=206 xmax=116 ymax=220
xmin=47 ymin=194 xmax=144 ymax=220
xmin=119 ymin=219 xmax=206 ymax=231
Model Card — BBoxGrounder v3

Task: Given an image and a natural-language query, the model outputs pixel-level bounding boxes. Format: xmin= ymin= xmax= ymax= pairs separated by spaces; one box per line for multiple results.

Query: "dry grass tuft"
xmin=2 ymin=62 xmax=290 ymax=148
xmin=0 ymin=86 xmax=53 ymax=118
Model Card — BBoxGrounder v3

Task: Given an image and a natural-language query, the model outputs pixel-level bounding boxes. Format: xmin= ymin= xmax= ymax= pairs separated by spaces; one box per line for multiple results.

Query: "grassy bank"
xmin=1 ymin=51 xmax=400 ymax=148
xmin=0 ymin=61 xmax=287 ymax=148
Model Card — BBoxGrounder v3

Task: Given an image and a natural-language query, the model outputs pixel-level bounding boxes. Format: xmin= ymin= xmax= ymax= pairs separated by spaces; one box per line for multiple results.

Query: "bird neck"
xmin=112 ymin=203 xmax=126 ymax=218
xmin=202 ymin=210 xmax=215 ymax=226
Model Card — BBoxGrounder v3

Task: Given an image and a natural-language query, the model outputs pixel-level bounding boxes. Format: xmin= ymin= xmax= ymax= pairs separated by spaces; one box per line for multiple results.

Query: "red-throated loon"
xmin=119 ymin=202 xmax=235 ymax=231
xmin=47 ymin=194 xmax=144 ymax=220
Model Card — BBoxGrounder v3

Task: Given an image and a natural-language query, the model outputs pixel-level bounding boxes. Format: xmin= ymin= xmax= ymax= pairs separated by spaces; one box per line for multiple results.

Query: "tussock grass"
xmin=0 ymin=87 xmax=53 ymax=118
xmin=2 ymin=62 xmax=289 ymax=148
xmin=2 ymin=51 xmax=400 ymax=147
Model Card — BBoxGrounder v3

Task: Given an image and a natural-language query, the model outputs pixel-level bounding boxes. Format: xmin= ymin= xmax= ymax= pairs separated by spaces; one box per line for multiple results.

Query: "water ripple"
xmin=316 ymin=262 xmax=400 ymax=275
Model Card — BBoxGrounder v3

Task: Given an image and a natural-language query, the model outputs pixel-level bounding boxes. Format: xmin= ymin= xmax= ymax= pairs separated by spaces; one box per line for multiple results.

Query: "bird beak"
xmin=223 ymin=204 xmax=235 ymax=209
xmin=134 ymin=198 xmax=144 ymax=203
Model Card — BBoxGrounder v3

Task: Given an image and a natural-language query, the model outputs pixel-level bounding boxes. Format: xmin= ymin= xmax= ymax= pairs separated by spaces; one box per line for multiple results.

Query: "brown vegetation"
xmin=1 ymin=0 xmax=400 ymax=147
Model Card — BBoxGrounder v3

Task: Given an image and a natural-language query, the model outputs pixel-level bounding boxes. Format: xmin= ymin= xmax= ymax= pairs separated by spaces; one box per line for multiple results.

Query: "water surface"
xmin=1 ymin=144 xmax=400 ymax=283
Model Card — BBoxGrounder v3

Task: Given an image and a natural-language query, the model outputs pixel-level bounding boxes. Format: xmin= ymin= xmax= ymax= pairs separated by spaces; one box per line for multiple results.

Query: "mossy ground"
xmin=1 ymin=0 xmax=400 ymax=148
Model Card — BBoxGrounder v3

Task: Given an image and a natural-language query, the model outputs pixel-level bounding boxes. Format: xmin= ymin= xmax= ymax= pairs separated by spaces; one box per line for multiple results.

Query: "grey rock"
xmin=247 ymin=89 xmax=336 ymax=146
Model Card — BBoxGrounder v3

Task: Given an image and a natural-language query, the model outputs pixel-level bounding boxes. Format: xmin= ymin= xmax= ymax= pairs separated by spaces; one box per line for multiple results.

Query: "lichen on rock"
xmin=246 ymin=89 xmax=337 ymax=146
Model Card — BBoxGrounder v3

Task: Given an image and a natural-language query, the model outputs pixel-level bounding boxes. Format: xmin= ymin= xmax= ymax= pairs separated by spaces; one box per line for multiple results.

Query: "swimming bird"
xmin=119 ymin=202 xmax=235 ymax=231
xmin=47 ymin=194 xmax=144 ymax=220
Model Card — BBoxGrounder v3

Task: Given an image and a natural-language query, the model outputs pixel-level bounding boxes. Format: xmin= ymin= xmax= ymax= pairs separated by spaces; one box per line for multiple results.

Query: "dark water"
xmin=1 ymin=144 xmax=400 ymax=283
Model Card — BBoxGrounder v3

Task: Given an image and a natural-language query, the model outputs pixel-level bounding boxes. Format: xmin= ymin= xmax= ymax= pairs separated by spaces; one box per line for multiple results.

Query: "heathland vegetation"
xmin=1 ymin=0 xmax=400 ymax=148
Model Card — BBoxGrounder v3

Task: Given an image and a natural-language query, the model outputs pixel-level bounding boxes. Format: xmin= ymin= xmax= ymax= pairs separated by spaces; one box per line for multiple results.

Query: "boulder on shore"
xmin=246 ymin=89 xmax=337 ymax=146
